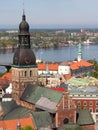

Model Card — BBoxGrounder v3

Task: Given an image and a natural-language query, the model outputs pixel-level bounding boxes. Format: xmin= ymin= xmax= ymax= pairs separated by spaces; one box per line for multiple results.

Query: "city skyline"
xmin=0 ymin=0 xmax=98 ymax=29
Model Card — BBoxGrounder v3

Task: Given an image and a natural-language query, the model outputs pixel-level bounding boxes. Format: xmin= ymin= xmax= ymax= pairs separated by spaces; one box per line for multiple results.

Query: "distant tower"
xmin=77 ymin=42 xmax=82 ymax=62
xmin=12 ymin=11 xmax=38 ymax=102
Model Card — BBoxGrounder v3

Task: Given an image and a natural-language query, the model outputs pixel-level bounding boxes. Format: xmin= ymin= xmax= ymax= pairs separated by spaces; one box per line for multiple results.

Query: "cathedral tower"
xmin=12 ymin=12 xmax=38 ymax=101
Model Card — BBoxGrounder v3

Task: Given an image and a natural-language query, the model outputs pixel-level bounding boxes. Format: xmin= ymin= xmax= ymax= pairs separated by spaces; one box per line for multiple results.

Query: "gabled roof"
xmin=32 ymin=111 xmax=54 ymax=129
xmin=77 ymin=109 xmax=94 ymax=126
xmin=21 ymin=85 xmax=63 ymax=105
xmin=0 ymin=117 xmax=34 ymax=130
xmin=38 ymin=63 xmax=58 ymax=71
xmin=70 ymin=60 xmax=93 ymax=70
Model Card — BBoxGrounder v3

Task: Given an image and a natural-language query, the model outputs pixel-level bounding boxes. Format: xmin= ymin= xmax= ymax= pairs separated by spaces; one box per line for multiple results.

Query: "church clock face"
xmin=24 ymin=57 xmax=31 ymax=64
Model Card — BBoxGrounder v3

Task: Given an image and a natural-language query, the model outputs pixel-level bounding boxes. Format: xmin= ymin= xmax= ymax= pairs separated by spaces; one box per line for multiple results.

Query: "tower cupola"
xmin=13 ymin=12 xmax=36 ymax=66
xmin=19 ymin=14 xmax=29 ymax=34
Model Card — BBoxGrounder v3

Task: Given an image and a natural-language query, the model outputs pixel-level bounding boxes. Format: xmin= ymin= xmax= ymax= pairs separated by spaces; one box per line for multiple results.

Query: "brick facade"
xmin=73 ymin=98 xmax=98 ymax=122
xmin=16 ymin=91 xmax=76 ymax=128
xmin=12 ymin=67 xmax=38 ymax=100
xmin=56 ymin=92 xmax=76 ymax=127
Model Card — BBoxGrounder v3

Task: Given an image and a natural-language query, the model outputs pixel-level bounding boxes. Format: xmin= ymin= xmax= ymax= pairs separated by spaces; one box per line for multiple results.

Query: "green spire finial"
xmin=78 ymin=42 xmax=82 ymax=61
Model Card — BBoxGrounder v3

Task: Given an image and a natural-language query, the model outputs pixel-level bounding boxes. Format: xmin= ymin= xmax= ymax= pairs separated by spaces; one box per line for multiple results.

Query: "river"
xmin=35 ymin=44 xmax=98 ymax=62
xmin=0 ymin=44 xmax=98 ymax=72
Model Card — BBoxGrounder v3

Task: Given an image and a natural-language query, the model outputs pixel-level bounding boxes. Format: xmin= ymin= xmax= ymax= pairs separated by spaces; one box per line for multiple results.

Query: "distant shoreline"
xmin=1 ymin=28 xmax=98 ymax=32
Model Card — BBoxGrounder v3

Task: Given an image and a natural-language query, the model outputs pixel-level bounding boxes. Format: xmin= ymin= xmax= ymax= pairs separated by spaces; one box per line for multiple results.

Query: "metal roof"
xmin=32 ymin=111 xmax=54 ymax=129
xmin=77 ymin=109 xmax=94 ymax=125
xmin=35 ymin=97 xmax=57 ymax=113
xmin=21 ymin=85 xmax=63 ymax=105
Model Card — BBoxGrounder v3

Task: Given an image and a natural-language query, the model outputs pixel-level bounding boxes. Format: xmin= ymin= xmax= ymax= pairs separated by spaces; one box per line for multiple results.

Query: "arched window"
xmin=63 ymin=118 xmax=69 ymax=124
xmin=30 ymin=70 xmax=32 ymax=77
xmin=24 ymin=71 xmax=27 ymax=77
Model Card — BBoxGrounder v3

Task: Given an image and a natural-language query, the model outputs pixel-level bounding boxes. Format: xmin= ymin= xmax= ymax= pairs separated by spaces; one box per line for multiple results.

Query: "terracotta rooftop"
xmin=1 ymin=72 xmax=12 ymax=80
xmin=38 ymin=63 xmax=58 ymax=71
xmin=64 ymin=74 xmax=73 ymax=80
xmin=70 ymin=60 xmax=93 ymax=70
xmin=0 ymin=117 xmax=35 ymax=130
xmin=50 ymin=87 xmax=65 ymax=92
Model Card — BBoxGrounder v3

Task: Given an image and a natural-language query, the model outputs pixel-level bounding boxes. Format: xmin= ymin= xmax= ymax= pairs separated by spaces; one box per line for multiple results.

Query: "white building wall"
xmin=58 ymin=65 xmax=71 ymax=75
xmin=2 ymin=98 xmax=12 ymax=102
xmin=38 ymin=70 xmax=58 ymax=75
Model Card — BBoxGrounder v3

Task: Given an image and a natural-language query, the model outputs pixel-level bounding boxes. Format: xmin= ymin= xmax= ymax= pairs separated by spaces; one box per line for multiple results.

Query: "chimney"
xmin=16 ymin=122 xmax=21 ymax=130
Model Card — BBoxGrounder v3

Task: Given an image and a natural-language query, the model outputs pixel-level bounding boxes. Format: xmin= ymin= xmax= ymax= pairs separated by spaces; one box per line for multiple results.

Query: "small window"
xmin=96 ymin=108 xmax=98 ymax=112
xmin=63 ymin=118 xmax=69 ymax=124
xmin=96 ymin=114 xmax=98 ymax=121
xmin=89 ymin=101 xmax=93 ymax=106
xmin=77 ymin=101 xmax=81 ymax=106
xmin=89 ymin=108 xmax=93 ymax=112
xmin=96 ymin=101 xmax=98 ymax=106
xmin=83 ymin=101 xmax=87 ymax=106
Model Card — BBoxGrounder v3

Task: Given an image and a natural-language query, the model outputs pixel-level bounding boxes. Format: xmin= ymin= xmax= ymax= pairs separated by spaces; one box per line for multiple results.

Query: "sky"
xmin=0 ymin=0 xmax=98 ymax=29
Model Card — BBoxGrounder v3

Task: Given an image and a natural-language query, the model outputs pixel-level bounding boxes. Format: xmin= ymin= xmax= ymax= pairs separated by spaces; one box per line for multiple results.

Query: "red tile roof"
xmin=50 ymin=87 xmax=65 ymax=92
xmin=64 ymin=74 xmax=73 ymax=80
xmin=38 ymin=63 xmax=58 ymax=71
xmin=1 ymin=73 xmax=12 ymax=80
xmin=0 ymin=117 xmax=35 ymax=130
xmin=70 ymin=60 xmax=93 ymax=70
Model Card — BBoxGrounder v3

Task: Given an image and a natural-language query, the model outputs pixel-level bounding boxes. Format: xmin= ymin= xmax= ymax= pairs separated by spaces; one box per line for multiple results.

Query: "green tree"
xmin=87 ymin=59 xmax=97 ymax=66
xmin=21 ymin=126 xmax=34 ymax=130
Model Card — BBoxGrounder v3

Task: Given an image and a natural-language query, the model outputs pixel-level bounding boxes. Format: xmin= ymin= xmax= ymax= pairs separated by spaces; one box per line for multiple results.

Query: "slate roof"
xmin=0 ymin=100 xmax=32 ymax=120
xmin=77 ymin=109 xmax=95 ymax=126
xmin=32 ymin=111 xmax=54 ymax=129
xmin=0 ymin=100 xmax=18 ymax=118
xmin=21 ymin=84 xmax=63 ymax=105
xmin=3 ymin=106 xmax=32 ymax=120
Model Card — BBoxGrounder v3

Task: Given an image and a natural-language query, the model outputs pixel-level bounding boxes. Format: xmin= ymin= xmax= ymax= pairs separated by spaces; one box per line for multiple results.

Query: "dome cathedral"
xmin=13 ymin=13 xmax=36 ymax=66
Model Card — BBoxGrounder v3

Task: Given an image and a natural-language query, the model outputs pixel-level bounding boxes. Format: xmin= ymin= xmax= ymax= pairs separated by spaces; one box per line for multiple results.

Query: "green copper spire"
xmin=78 ymin=42 xmax=82 ymax=61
